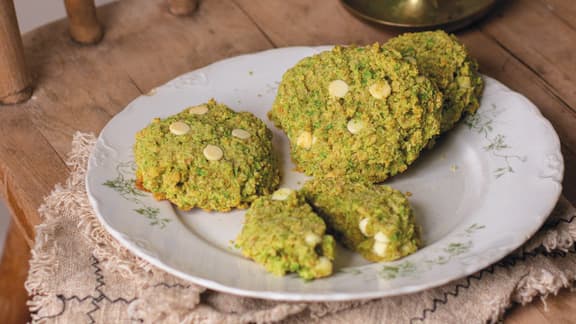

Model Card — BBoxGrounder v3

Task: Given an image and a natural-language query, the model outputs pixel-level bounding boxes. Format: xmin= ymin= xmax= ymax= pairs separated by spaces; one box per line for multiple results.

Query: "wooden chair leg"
xmin=168 ymin=0 xmax=198 ymax=16
xmin=0 ymin=0 xmax=32 ymax=105
xmin=64 ymin=0 xmax=104 ymax=45
xmin=0 ymin=222 xmax=31 ymax=324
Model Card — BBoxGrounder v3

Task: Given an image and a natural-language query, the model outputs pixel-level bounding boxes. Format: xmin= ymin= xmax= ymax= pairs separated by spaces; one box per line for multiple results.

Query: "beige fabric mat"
xmin=26 ymin=133 xmax=576 ymax=323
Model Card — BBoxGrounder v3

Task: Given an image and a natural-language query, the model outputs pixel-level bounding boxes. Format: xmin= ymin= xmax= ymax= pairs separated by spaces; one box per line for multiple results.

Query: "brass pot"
xmin=341 ymin=0 xmax=497 ymax=31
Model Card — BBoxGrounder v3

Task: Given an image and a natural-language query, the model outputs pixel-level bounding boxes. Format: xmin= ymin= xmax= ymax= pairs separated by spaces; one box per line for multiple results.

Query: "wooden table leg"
xmin=0 ymin=221 xmax=31 ymax=324
xmin=0 ymin=0 xmax=32 ymax=105
xmin=168 ymin=0 xmax=198 ymax=16
xmin=64 ymin=0 xmax=104 ymax=44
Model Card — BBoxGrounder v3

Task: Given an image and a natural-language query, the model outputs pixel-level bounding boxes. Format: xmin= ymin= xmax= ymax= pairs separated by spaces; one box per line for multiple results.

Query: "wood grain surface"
xmin=0 ymin=222 xmax=31 ymax=324
xmin=0 ymin=0 xmax=574 ymax=322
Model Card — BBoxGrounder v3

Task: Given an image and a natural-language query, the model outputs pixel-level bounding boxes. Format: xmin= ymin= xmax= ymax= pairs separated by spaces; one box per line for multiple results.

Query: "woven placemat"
xmin=26 ymin=132 xmax=576 ymax=323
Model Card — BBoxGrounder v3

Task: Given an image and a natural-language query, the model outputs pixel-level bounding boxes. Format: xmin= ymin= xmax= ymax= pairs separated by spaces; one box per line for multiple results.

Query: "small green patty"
xmin=302 ymin=178 xmax=421 ymax=262
xmin=385 ymin=30 xmax=484 ymax=132
xmin=134 ymin=99 xmax=280 ymax=211
xmin=269 ymin=44 xmax=443 ymax=182
xmin=235 ymin=189 xmax=335 ymax=280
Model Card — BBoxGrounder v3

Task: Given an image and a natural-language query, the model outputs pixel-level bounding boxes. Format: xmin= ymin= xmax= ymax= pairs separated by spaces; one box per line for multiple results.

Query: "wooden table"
xmin=1 ymin=0 xmax=575 ymax=322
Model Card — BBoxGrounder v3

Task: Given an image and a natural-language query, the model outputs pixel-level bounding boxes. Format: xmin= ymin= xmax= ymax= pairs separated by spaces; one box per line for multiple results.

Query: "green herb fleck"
xmin=380 ymin=261 xmax=416 ymax=280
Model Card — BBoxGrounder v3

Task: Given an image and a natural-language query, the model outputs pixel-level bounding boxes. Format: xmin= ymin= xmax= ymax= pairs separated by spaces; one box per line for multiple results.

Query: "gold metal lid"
xmin=341 ymin=0 xmax=497 ymax=31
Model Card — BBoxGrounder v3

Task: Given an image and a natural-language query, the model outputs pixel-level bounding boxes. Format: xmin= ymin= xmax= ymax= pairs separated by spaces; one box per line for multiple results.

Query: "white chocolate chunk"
xmin=359 ymin=218 xmax=370 ymax=236
xmin=314 ymin=256 xmax=333 ymax=274
xmin=189 ymin=105 xmax=209 ymax=115
xmin=305 ymin=232 xmax=322 ymax=246
xmin=369 ymin=81 xmax=391 ymax=99
xmin=328 ymin=80 xmax=349 ymax=98
xmin=457 ymin=76 xmax=471 ymax=88
xmin=232 ymin=129 xmax=251 ymax=139
xmin=296 ymin=131 xmax=313 ymax=149
xmin=203 ymin=144 xmax=223 ymax=161
xmin=373 ymin=241 xmax=388 ymax=257
xmin=169 ymin=121 xmax=190 ymax=135
xmin=374 ymin=232 xmax=389 ymax=243
xmin=347 ymin=119 xmax=364 ymax=134
xmin=271 ymin=188 xmax=293 ymax=201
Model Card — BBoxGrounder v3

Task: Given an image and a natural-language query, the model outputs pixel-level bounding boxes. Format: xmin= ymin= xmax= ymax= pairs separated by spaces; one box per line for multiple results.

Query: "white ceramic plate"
xmin=86 ymin=47 xmax=563 ymax=301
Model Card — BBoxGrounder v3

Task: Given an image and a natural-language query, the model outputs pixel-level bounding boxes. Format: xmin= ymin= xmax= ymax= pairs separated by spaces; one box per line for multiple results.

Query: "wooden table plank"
xmin=94 ymin=0 xmax=275 ymax=93
xmin=0 ymin=106 xmax=69 ymax=244
xmin=481 ymin=0 xmax=576 ymax=114
xmin=539 ymin=0 xmax=576 ymax=31
xmin=232 ymin=0 xmax=395 ymax=46
xmin=507 ymin=287 xmax=576 ymax=324
xmin=536 ymin=288 xmax=576 ymax=323
xmin=506 ymin=299 xmax=551 ymax=324
xmin=21 ymin=15 xmax=143 ymax=160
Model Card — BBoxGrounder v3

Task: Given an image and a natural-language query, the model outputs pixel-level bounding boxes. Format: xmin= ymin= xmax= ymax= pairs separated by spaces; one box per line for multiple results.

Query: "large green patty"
xmin=269 ymin=44 xmax=443 ymax=182
xmin=235 ymin=189 xmax=335 ymax=280
xmin=302 ymin=178 xmax=421 ymax=262
xmin=134 ymin=99 xmax=280 ymax=211
xmin=385 ymin=30 xmax=484 ymax=133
